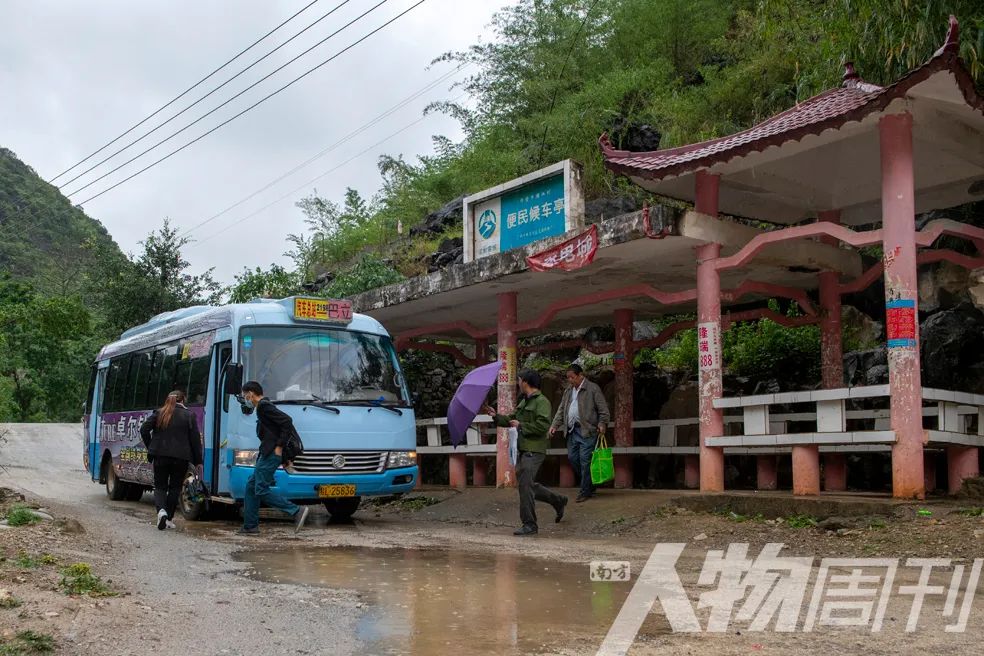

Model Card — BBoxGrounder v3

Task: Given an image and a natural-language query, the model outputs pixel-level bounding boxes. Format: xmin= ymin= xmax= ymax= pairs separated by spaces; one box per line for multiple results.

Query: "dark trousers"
xmin=153 ymin=456 xmax=189 ymax=520
xmin=516 ymin=451 xmax=565 ymax=530
xmin=567 ymin=425 xmax=596 ymax=498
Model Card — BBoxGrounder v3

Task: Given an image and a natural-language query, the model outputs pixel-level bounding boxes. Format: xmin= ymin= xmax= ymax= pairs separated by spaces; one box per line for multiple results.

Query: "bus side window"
xmin=130 ymin=351 xmax=152 ymax=410
xmin=174 ymin=343 xmax=193 ymax=398
xmin=104 ymin=358 xmax=121 ymax=413
xmin=148 ymin=349 xmax=165 ymax=409
xmin=84 ymin=366 xmax=98 ymax=415
xmin=109 ymin=355 xmax=132 ymax=413
xmin=156 ymin=346 xmax=178 ymax=406
xmin=187 ymin=355 xmax=209 ymax=406
xmin=124 ymin=353 xmax=142 ymax=411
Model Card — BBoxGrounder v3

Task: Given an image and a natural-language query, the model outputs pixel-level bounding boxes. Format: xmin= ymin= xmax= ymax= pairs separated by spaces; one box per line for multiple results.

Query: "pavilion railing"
xmin=414 ymin=386 xmax=984 ymax=473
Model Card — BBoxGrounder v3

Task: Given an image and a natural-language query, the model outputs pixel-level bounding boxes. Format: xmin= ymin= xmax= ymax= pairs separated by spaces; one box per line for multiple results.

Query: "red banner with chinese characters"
xmin=526 ymin=224 xmax=598 ymax=272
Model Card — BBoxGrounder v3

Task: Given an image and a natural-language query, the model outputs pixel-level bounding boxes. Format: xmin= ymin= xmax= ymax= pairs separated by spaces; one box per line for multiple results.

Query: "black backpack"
xmin=282 ymin=423 xmax=305 ymax=463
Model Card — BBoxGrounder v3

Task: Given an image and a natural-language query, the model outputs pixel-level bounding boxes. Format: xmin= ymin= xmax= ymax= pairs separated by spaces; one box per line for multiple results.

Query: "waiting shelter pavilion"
xmin=352 ymin=17 xmax=984 ymax=499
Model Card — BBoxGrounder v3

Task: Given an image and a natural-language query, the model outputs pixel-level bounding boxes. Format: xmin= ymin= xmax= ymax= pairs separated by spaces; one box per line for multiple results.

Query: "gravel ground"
xmin=2 ymin=424 xmax=983 ymax=655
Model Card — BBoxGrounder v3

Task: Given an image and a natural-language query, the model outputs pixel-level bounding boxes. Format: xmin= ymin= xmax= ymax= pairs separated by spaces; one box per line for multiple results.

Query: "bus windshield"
xmin=242 ymin=327 xmax=408 ymax=406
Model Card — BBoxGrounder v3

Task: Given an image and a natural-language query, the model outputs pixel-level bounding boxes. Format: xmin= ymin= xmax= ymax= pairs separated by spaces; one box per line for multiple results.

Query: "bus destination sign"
xmin=293 ymin=298 xmax=353 ymax=324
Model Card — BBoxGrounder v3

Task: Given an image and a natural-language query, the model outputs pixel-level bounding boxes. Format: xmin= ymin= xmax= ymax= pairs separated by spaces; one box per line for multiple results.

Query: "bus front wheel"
xmin=179 ymin=483 xmax=208 ymax=521
xmin=323 ymin=497 xmax=361 ymax=522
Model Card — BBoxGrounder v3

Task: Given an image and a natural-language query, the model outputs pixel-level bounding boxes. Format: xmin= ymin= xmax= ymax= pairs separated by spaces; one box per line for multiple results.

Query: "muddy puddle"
xmin=237 ymin=546 xmax=633 ymax=655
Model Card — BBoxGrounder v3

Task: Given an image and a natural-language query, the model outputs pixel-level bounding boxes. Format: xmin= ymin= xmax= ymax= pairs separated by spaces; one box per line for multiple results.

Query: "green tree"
xmin=91 ymin=220 xmax=222 ymax=335
xmin=0 ymin=277 xmax=95 ymax=421
xmin=228 ymin=264 xmax=302 ymax=303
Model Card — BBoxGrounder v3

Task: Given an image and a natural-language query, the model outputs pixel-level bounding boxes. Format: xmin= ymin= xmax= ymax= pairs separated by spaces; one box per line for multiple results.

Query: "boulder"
xmin=609 ymin=116 xmax=662 ymax=152
xmin=843 ymin=348 xmax=888 ymax=387
xmin=427 ymin=237 xmax=464 ymax=273
xmin=918 ymin=261 xmax=971 ymax=313
xmin=920 ymin=303 xmax=984 ymax=392
xmin=410 ymin=195 xmax=465 ymax=237
xmin=584 ymin=196 xmax=641 ymax=221
xmin=841 ymin=305 xmax=882 ymax=351
xmin=302 ymin=270 xmax=335 ymax=292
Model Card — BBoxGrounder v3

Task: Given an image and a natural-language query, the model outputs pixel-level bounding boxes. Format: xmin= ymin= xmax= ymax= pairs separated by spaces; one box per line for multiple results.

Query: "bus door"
xmin=85 ymin=366 xmax=106 ymax=481
xmin=211 ymin=343 xmax=233 ymax=495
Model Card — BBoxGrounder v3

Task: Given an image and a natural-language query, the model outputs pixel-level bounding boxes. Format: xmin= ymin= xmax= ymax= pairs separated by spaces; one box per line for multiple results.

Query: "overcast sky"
xmin=1 ymin=0 xmax=510 ymax=283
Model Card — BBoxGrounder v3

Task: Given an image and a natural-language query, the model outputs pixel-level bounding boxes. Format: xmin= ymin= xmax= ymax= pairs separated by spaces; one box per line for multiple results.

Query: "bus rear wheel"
xmin=323 ymin=497 xmax=361 ymax=522
xmin=104 ymin=460 xmax=129 ymax=501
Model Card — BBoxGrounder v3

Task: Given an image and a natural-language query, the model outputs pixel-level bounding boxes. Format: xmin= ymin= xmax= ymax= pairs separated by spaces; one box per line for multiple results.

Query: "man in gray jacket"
xmin=549 ymin=364 xmax=610 ymax=502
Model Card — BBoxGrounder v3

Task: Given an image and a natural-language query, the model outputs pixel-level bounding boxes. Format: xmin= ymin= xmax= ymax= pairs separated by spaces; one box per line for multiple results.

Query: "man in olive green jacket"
xmin=484 ymin=370 xmax=568 ymax=536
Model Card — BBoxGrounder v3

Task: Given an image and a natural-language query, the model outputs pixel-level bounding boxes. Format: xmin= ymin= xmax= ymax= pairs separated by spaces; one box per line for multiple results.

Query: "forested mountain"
xmin=0 ymin=148 xmax=120 ymax=298
xmin=0 ymin=149 xmax=220 ymax=422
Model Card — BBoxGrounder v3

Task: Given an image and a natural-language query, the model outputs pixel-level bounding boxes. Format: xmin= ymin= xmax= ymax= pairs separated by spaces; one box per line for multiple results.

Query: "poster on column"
xmin=498 ymin=347 xmax=516 ymax=385
xmin=886 ymin=299 xmax=917 ymax=348
xmin=697 ymin=322 xmax=721 ymax=372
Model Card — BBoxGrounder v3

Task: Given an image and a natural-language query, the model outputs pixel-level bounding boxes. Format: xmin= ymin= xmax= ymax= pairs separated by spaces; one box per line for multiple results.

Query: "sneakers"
xmin=165 ymin=520 xmax=177 ymax=530
xmin=293 ymin=506 xmax=310 ymax=534
xmin=157 ymin=509 xmax=168 ymax=531
xmin=513 ymin=525 xmax=538 ymax=536
xmin=236 ymin=527 xmax=260 ymax=536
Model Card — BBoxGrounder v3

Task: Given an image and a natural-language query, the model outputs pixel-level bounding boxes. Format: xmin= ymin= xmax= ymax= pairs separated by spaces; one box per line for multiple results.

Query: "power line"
xmin=178 ymin=63 xmax=468 ymax=239
xmin=536 ymin=0 xmax=603 ymax=165
xmin=61 ymin=0 xmax=366 ymax=193
xmin=72 ymin=0 xmax=428 ymax=206
xmin=49 ymin=0 xmax=323 ymax=183
xmin=187 ymin=101 xmax=460 ymax=248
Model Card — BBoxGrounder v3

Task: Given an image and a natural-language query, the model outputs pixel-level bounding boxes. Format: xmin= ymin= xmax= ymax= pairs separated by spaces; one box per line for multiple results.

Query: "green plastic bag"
xmin=591 ymin=434 xmax=614 ymax=485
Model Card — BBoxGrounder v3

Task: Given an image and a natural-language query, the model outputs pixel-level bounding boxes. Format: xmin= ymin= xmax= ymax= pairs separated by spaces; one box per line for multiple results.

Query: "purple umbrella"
xmin=447 ymin=361 xmax=503 ymax=447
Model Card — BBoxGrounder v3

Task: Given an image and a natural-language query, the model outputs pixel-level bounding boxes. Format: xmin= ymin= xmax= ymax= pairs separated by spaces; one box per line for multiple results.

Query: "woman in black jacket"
xmin=140 ymin=390 xmax=203 ymax=530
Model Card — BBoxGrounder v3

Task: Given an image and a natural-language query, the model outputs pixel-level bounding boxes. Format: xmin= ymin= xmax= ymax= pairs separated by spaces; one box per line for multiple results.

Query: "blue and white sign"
xmin=464 ymin=160 xmax=584 ymax=263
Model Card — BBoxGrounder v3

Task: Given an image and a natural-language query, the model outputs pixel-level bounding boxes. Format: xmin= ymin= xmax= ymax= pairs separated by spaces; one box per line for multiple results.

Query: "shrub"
xmin=14 ymin=552 xmax=56 ymax=569
xmin=723 ymin=301 xmax=820 ymax=384
xmin=4 ymin=506 xmax=40 ymax=527
xmin=59 ymin=563 xmax=113 ymax=597
xmin=323 ymin=255 xmax=404 ymax=298
xmin=0 ymin=631 xmax=55 ymax=654
xmin=784 ymin=514 xmax=818 ymax=529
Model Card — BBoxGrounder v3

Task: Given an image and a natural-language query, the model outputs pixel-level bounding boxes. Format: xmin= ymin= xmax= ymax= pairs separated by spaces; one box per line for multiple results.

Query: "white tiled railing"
xmin=415 ymin=386 xmax=984 ymax=460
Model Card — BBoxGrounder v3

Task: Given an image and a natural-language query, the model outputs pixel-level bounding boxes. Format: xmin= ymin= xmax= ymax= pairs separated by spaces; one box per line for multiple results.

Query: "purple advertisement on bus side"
xmin=96 ymin=407 xmax=206 ymax=485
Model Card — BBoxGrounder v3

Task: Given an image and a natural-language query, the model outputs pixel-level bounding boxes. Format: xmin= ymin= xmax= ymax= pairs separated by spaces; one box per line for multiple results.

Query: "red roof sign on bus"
xmin=293 ymin=298 xmax=353 ymax=324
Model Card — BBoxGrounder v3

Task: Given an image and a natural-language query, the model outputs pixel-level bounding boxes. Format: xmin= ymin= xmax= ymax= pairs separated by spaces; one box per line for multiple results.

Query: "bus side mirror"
xmin=224 ymin=363 xmax=243 ymax=396
xmin=412 ymin=392 xmax=421 ymax=410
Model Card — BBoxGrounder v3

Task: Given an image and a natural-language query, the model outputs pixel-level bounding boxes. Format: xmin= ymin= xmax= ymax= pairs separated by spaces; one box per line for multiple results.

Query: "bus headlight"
xmin=234 ymin=450 xmax=259 ymax=466
xmin=387 ymin=451 xmax=417 ymax=469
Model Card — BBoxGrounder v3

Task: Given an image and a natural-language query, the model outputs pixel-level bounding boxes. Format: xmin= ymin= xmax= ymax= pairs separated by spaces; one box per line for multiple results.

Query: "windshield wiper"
xmin=273 ymin=397 xmax=340 ymax=414
xmin=330 ymin=400 xmax=403 ymax=416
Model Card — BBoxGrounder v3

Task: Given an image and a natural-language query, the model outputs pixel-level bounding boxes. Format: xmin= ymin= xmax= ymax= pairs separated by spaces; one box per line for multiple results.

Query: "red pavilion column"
xmin=924 ymin=451 xmax=937 ymax=493
xmin=817 ymin=210 xmax=846 ymax=494
xmin=947 ymin=447 xmax=979 ymax=495
xmin=757 ymin=456 xmax=778 ymax=491
xmin=614 ymin=309 xmax=635 ymax=489
xmin=880 ymin=112 xmax=925 ymax=499
xmin=696 ymin=171 xmax=725 ymax=492
xmin=497 ymin=292 xmax=518 ymax=488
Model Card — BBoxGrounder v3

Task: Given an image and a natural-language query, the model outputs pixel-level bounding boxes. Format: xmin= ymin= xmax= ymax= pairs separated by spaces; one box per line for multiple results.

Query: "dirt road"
xmin=2 ymin=424 xmax=984 ymax=655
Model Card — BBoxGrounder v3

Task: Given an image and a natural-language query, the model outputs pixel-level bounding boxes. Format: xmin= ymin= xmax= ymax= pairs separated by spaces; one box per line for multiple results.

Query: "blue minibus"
xmin=82 ymin=297 xmax=418 ymax=521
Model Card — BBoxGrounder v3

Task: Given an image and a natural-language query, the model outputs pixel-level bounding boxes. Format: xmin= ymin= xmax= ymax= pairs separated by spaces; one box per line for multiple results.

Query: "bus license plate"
xmin=319 ymin=484 xmax=356 ymax=498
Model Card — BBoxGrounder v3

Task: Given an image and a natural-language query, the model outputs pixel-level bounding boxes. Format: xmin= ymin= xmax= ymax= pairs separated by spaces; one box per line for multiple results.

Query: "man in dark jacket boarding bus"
xmin=237 ymin=381 xmax=310 ymax=535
